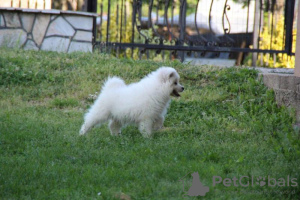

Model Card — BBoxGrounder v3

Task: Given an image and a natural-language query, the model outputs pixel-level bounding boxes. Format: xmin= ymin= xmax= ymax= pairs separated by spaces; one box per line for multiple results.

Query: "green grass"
xmin=0 ymin=48 xmax=300 ymax=199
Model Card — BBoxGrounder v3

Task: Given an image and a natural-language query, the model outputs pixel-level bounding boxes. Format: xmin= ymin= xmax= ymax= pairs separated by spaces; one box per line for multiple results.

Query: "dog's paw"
xmin=153 ymin=124 xmax=163 ymax=131
xmin=79 ymin=125 xmax=87 ymax=135
xmin=79 ymin=130 xmax=85 ymax=135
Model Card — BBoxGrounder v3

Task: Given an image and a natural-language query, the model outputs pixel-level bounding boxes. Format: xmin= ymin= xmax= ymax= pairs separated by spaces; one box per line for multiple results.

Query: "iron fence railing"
xmin=92 ymin=0 xmax=296 ymax=65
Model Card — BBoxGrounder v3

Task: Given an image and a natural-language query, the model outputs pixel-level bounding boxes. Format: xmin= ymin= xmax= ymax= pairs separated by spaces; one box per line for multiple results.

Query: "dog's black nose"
xmin=182 ymin=86 xmax=184 ymax=91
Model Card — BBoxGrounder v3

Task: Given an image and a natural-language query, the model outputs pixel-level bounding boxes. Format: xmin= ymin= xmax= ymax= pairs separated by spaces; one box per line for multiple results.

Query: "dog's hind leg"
xmin=79 ymin=109 xmax=109 ymax=135
xmin=108 ymin=120 xmax=122 ymax=136
xmin=138 ymin=120 xmax=154 ymax=138
xmin=79 ymin=120 xmax=97 ymax=135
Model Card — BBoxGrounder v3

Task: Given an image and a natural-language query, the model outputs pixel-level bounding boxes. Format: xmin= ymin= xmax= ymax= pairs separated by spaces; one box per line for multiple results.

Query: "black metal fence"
xmin=93 ymin=0 xmax=297 ymax=66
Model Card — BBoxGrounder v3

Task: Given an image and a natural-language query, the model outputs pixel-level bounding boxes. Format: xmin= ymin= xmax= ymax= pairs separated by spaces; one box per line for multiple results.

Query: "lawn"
xmin=0 ymin=48 xmax=299 ymax=199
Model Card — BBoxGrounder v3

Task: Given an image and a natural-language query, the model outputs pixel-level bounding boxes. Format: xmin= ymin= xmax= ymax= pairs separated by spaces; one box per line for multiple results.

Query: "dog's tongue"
xmin=172 ymin=90 xmax=181 ymax=97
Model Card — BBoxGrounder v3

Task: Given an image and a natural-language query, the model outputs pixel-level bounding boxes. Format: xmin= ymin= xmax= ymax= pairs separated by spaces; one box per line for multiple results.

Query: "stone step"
xmin=184 ymin=58 xmax=236 ymax=67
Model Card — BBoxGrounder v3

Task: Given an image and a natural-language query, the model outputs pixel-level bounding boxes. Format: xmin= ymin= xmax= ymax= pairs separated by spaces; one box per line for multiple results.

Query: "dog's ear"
xmin=169 ymin=72 xmax=174 ymax=78
xmin=159 ymin=68 xmax=175 ymax=83
xmin=162 ymin=71 xmax=174 ymax=83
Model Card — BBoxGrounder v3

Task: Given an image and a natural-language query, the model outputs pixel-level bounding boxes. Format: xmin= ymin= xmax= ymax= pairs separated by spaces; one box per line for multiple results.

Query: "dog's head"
xmin=158 ymin=67 xmax=184 ymax=97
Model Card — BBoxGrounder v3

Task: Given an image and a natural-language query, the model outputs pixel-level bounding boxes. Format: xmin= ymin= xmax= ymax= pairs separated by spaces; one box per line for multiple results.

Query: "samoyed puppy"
xmin=79 ymin=67 xmax=184 ymax=138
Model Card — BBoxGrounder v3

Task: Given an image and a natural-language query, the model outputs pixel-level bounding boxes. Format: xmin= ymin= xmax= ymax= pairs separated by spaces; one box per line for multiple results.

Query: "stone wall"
xmin=259 ymin=73 xmax=300 ymax=123
xmin=0 ymin=8 xmax=96 ymax=53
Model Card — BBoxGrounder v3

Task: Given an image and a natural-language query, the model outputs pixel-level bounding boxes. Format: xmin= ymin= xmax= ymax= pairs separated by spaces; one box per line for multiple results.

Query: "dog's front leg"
xmin=153 ymin=116 xmax=164 ymax=131
xmin=109 ymin=119 xmax=122 ymax=136
xmin=138 ymin=120 xmax=153 ymax=138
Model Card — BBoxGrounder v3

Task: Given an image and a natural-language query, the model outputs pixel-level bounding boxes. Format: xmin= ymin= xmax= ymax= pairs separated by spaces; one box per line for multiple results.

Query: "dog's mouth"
xmin=171 ymin=90 xmax=181 ymax=97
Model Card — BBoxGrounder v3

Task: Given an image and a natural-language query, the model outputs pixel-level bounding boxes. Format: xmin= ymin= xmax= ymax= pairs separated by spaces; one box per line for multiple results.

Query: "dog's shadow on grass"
xmin=76 ymin=123 xmax=181 ymax=148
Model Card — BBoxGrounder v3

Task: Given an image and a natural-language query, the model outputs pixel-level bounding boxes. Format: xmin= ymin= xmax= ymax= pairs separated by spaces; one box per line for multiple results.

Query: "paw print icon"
xmin=179 ymin=172 xmax=209 ymax=197
xmin=256 ymin=176 xmax=266 ymax=186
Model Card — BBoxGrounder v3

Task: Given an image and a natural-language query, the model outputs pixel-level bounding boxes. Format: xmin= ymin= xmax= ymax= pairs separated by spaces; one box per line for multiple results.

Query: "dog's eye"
xmin=174 ymin=82 xmax=178 ymax=85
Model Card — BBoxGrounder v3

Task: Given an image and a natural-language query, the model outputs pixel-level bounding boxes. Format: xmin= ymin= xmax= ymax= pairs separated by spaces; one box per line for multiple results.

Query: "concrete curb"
xmin=258 ymin=73 xmax=300 ymax=122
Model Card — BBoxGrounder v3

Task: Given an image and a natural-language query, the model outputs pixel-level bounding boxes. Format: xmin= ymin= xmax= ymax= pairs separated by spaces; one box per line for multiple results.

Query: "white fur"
xmin=79 ymin=67 xmax=184 ymax=138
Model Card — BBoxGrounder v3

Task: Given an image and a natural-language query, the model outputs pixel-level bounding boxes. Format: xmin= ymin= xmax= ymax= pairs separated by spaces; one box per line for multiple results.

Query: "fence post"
xmin=178 ymin=0 xmax=187 ymax=62
xmin=252 ymin=0 xmax=261 ymax=67
xmin=86 ymin=0 xmax=97 ymax=51
xmin=87 ymin=0 xmax=97 ymax=13
xmin=295 ymin=0 xmax=300 ymax=77
xmin=284 ymin=0 xmax=295 ymax=55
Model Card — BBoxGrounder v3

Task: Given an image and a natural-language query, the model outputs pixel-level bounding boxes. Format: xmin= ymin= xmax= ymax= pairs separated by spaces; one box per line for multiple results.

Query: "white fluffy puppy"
xmin=79 ymin=67 xmax=184 ymax=138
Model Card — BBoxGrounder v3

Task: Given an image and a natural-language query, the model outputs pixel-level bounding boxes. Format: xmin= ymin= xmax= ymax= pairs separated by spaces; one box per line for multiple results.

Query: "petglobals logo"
xmin=213 ymin=175 xmax=298 ymax=187
xmin=179 ymin=172 xmax=298 ymax=198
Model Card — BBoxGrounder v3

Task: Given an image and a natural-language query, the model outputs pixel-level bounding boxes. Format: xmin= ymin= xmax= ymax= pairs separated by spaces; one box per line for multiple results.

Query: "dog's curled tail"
xmin=102 ymin=76 xmax=126 ymax=91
